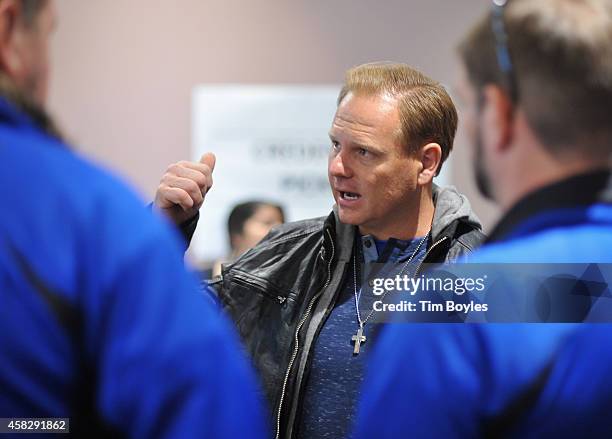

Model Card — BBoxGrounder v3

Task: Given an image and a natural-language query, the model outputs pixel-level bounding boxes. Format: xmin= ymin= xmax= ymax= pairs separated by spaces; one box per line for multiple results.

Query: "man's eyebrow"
xmin=353 ymin=141 xmax=382 ymax=153
xmin=328 ymin=132 xmax=381 ymax=152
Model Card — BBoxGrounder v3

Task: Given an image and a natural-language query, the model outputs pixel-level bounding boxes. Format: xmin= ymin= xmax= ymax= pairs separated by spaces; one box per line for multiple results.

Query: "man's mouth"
xmin=340 ymin=191 xmax=361 ymax=201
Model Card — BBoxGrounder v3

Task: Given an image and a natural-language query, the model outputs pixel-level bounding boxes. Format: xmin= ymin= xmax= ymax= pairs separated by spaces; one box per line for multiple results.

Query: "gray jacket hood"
xmin=431 ymin=184 xmax=482 ymax=240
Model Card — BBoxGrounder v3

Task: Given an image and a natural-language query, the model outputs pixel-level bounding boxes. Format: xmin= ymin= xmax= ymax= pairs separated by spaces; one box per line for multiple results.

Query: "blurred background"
xmin=47 ymin=0 xmax=499 ymax=263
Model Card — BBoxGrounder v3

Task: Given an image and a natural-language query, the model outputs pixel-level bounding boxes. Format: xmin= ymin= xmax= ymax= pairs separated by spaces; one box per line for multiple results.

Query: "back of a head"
xmin=459 ymin=0 xmax=612 ymax=159
xmin=0 ymin=0 xmax=60 ymax=138
xmin=338 ymin=62 xmax=458 ymax=175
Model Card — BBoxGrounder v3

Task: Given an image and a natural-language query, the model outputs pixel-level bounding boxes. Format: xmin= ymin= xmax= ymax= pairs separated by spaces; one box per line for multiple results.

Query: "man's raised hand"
xmin=154 ymin=152 xmax=216 ymax=225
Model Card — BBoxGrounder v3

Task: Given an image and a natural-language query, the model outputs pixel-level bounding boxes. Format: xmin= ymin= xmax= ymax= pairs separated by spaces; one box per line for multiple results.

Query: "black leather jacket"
xmin=183 ymin=186 xmax=485 ymax=439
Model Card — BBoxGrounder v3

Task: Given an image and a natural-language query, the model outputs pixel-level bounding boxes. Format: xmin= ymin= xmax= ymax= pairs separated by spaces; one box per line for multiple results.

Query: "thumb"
xmin=200 ymin=152 xmax=216 ymax=172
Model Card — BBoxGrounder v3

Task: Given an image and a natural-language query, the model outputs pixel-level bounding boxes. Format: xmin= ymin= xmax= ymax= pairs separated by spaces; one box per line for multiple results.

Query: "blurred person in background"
xmin=0 ymin=1 xmax=267 ymax=437
xmin=205 ymin=200 xmax=285 ymax=279
xmin=356 ymin=0 xmax=612 ymax=437
xmin=154 ymin=62 xmax=485 ymax=438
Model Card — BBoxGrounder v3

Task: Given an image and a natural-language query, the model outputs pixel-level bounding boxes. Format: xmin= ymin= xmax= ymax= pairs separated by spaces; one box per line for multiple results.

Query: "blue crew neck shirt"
xmin=297 ymin=233 xmax=430 ymax=438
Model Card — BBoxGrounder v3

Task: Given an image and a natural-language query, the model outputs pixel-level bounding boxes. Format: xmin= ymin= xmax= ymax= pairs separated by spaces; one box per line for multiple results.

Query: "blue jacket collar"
xmin=0 ymin=96 xmax=40 ymax=131
xmin=487 ymin=169 xmax=612 ymax=243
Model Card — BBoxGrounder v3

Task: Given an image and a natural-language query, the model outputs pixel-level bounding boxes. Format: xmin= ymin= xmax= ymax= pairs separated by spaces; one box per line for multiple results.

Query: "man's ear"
xmin=0 ymin=0 xmax=22 ymax=78
xmin=481 ymin=84 xmax=514 ymax=153
xmin=417 ymin=142 xmax=442 ymax=185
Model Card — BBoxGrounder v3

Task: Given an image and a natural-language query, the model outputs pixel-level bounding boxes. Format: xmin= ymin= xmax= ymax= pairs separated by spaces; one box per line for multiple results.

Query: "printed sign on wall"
xmin=190 ymin=85 xmax=339 ymax=262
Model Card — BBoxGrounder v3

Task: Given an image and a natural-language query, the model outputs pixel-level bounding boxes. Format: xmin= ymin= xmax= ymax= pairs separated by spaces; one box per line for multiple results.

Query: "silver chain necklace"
xmin=350 ymin=231 xmax=430 ymax=355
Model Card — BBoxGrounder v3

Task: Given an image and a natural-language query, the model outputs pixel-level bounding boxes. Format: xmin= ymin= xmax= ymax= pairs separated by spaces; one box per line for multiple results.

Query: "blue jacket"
xmin=355 ymin=170 xmax=612 ymax=438
xmin=0 ymin=98 xmax=267 ymax=438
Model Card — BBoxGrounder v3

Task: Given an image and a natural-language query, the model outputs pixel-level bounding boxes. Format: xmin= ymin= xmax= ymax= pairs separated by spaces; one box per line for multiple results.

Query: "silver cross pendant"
xmin=351 ymin=325 xmax=366 ymax=355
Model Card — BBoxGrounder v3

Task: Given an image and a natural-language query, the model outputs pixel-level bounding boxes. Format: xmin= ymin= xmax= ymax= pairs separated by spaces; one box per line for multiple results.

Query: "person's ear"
xmin=0 ymin=0 xmax=23 ymax=79
xmin=417 ymin=142 xmax=442 ymax=185
xmin=481 ymin=84 xmax=514 ymax=153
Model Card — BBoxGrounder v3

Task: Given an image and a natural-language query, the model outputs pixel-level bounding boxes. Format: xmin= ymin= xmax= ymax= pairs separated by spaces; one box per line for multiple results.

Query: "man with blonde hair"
xmin=154 ymin=62 xmax=484 ymax=438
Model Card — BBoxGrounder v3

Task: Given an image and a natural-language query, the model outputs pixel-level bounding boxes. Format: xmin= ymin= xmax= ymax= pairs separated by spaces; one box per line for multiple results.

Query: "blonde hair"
xmin=338 ymin=62 xmax=458 ymax=175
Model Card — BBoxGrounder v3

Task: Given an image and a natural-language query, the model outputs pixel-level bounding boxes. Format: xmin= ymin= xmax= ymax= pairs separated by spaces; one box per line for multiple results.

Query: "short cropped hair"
xmin=458 ymin=0 xmax=612 ymax=157
xmin=338 ymin=62 xmax=458 ymax=175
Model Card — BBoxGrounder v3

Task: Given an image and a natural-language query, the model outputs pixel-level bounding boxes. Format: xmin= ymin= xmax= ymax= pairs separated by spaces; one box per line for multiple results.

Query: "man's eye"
xmin=358 ymin=148 xmax=369 ymax=156
xmin=331 ymin=141 xmax=340 ymax=150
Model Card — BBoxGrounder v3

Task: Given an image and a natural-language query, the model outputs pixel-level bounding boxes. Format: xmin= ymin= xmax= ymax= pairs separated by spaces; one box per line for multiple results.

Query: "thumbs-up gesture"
xmin=154 ymin=153 xmax=216 ymax=225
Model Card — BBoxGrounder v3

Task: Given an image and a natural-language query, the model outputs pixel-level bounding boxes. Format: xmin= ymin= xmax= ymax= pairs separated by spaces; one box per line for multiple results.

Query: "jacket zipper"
xmin=232 ymin=274 xmax=287 ymax=305
xmin=275 ymin=228 xmax=335 ymax=439
xmin=415 ymin=236 xmax=449 ymax=276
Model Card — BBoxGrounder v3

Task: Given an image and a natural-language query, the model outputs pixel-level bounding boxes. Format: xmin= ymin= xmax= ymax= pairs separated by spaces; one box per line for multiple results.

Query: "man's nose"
xmin=329 ymin=151 xmax=351 ymax=178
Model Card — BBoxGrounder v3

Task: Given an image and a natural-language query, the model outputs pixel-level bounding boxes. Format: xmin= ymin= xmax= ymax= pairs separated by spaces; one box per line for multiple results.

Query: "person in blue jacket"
xmin=355 ymin=0 xmax=612 ymax=437
xmin=0 ymin=1 xmax=267 ymax=437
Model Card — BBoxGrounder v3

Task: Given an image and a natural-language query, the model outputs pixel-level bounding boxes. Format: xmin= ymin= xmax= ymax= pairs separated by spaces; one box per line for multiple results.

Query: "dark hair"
xmin=338 ymin=62 xmax=458 ymax=176
xmin=227 ymin=201 xmax=285 ymax=249
xmin=458 ymin=0 xmax=612 ymax=157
